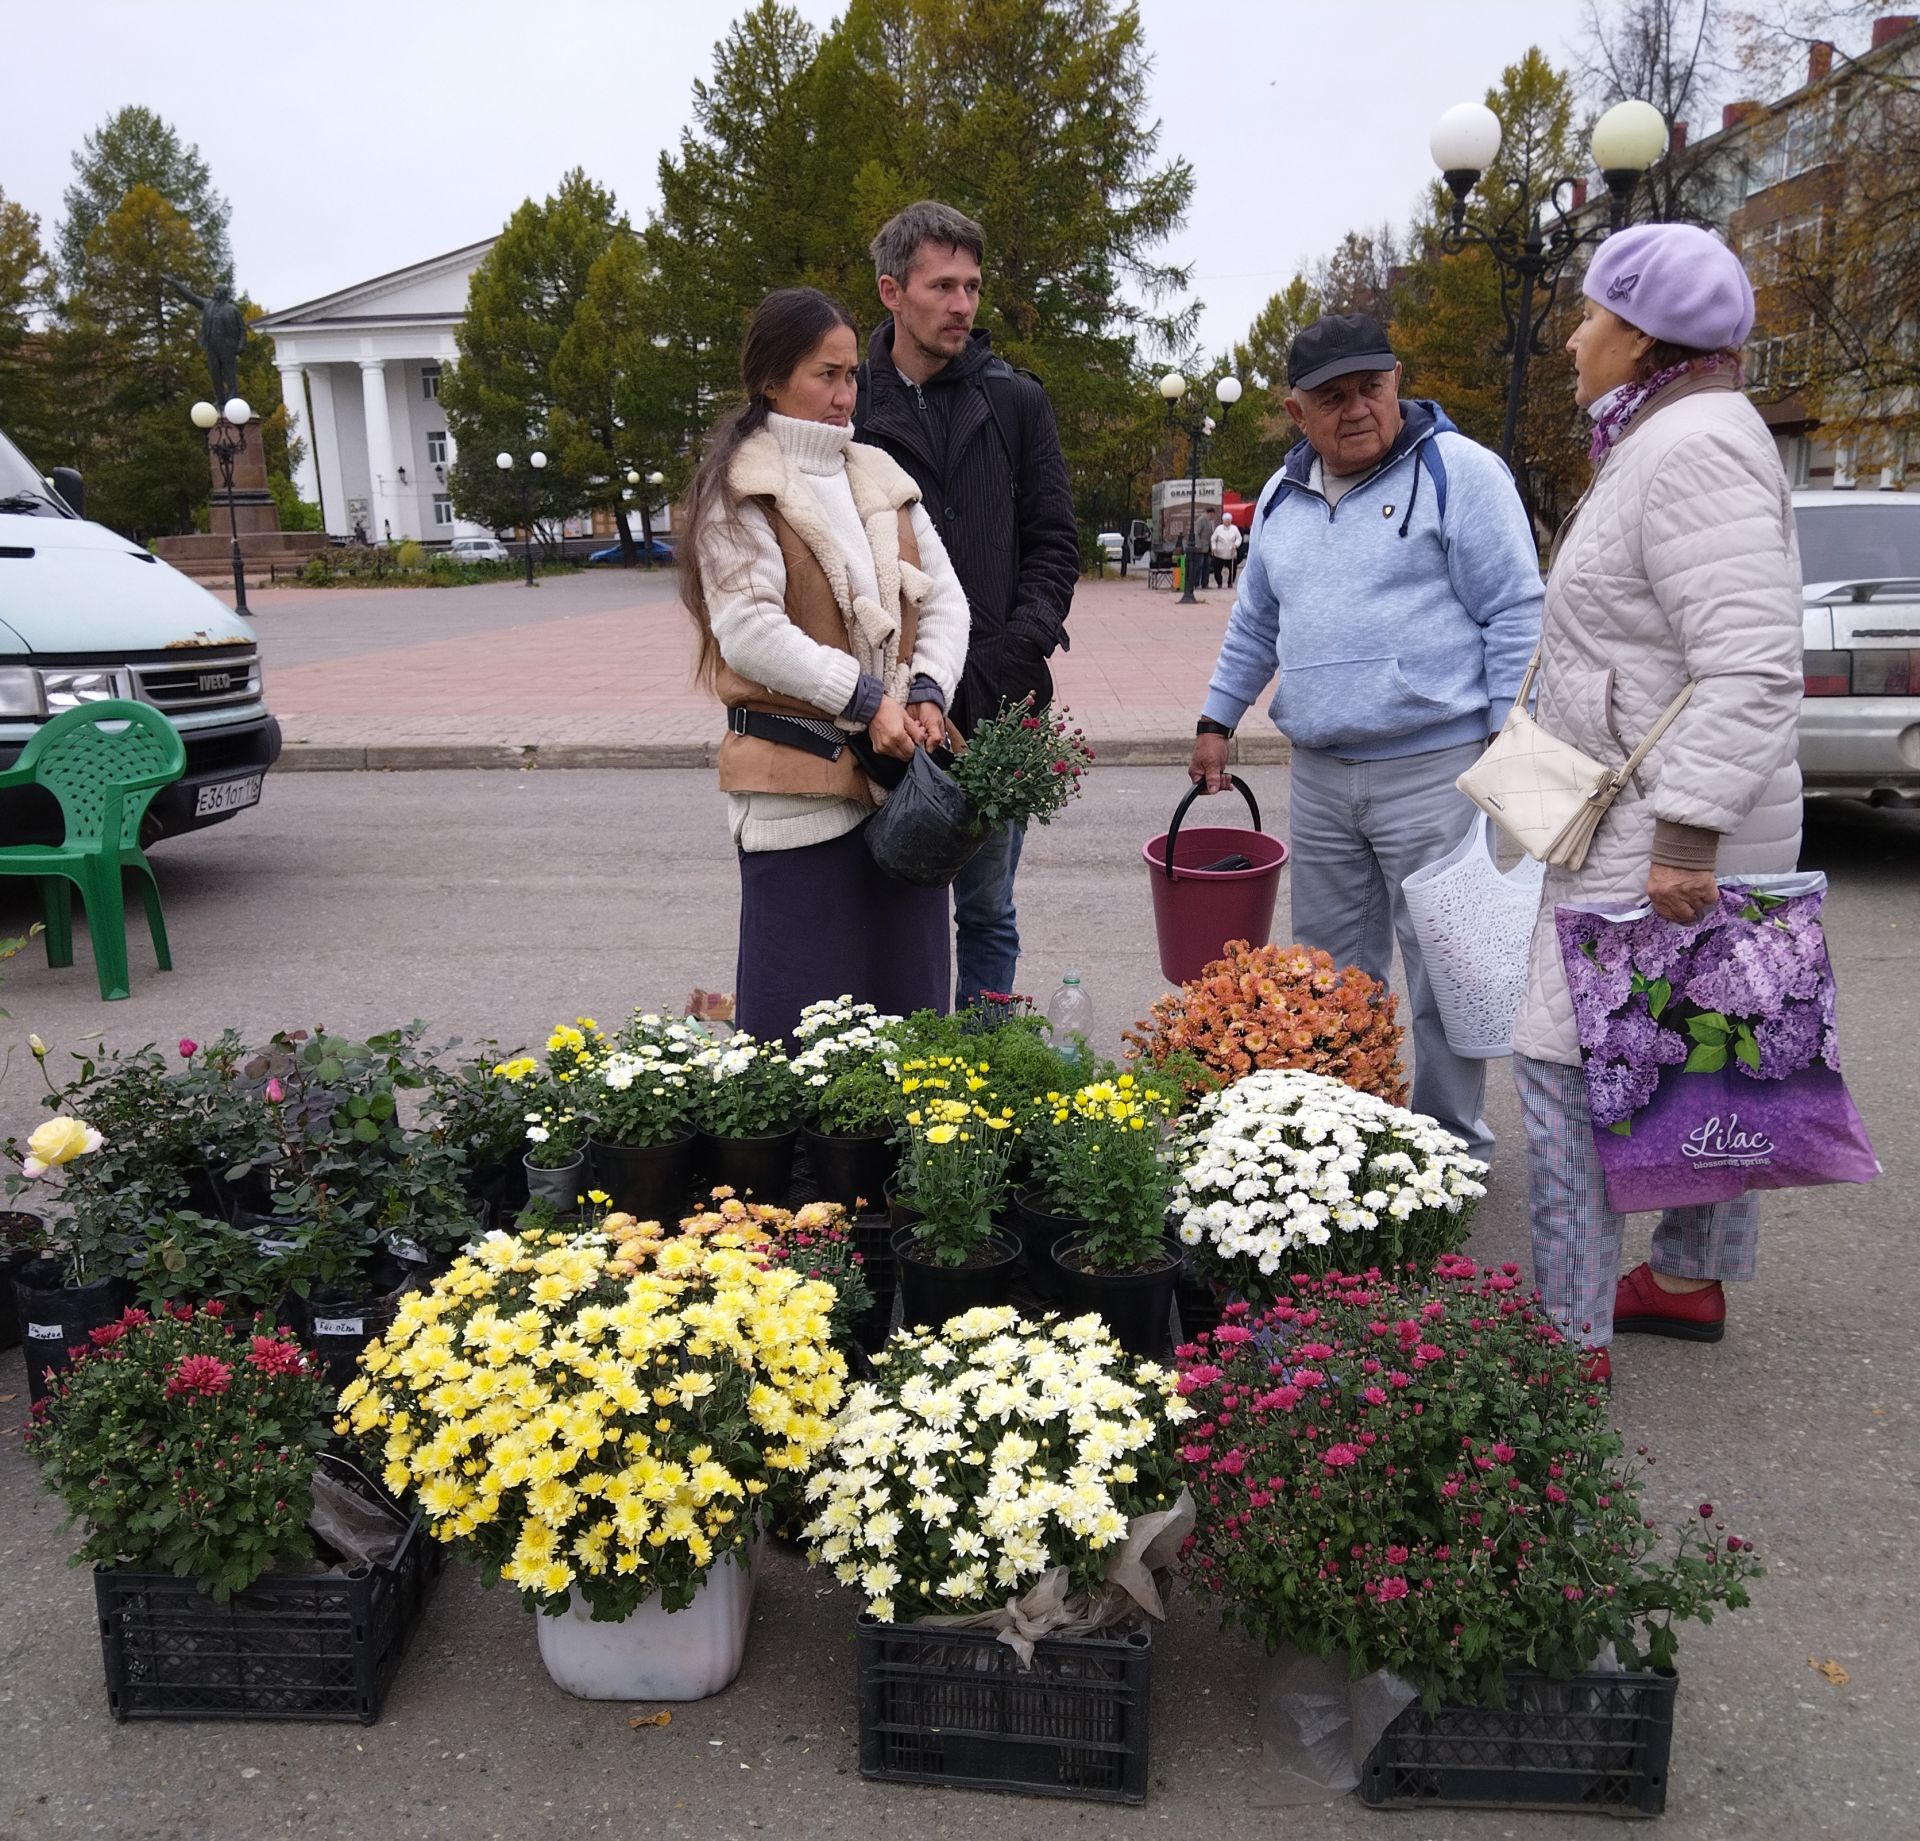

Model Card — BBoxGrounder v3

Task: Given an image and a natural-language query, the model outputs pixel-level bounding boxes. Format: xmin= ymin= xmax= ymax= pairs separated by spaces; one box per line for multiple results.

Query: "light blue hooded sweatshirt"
xmin=1201 ymin=400 xmax=1543 ymax=759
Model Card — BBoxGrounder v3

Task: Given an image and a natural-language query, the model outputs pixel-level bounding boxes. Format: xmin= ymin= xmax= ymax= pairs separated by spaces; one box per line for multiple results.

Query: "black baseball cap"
xmin=1285 ymin=313 xmax=1398 ymax=393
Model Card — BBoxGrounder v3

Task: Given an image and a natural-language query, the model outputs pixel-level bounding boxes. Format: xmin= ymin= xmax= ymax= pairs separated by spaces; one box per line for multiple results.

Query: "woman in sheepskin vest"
xmin=679 ymin=288 xmax=970 ymax=1043
xmin=1513 ymin=225 xmax=1803 ymax=1386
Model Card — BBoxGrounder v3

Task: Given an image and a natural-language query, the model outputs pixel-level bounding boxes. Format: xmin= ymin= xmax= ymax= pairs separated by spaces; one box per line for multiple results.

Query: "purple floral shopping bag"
xmin=1555 ymin=873 xmax=1880 ymax=1213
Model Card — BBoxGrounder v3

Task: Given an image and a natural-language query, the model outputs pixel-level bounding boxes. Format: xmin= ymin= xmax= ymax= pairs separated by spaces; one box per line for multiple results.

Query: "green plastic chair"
xmin=0 ymin=699 xmax=185 ymax=1001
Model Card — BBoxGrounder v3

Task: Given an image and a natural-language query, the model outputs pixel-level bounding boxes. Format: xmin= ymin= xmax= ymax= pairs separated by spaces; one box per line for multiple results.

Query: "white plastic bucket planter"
xmin=1402 ymin=812 xmax=1547 ymax=1059
xmin=535 ymin=1548 xmax=756 ymax=1701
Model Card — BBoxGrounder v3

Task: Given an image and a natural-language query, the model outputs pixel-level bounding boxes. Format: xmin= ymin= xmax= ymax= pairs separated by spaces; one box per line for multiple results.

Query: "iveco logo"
xmin=198 ymin=671 xmax=233 ymax=692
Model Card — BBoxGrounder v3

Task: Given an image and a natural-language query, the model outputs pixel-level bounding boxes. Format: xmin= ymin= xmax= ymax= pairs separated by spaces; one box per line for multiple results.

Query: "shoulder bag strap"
xmin=1609 ymin=680 xmax=1697 ymax=790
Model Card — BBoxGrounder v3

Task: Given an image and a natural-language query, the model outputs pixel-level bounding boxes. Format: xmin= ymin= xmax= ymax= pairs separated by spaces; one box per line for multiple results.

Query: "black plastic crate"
xmin=1360 ymin=1667 xmax=1677 ymax=1816
xmin=95 ymin=1458 xmax=443 ymax=1724
xmin=857 ymin=1615 xmax=1152 ymax=1803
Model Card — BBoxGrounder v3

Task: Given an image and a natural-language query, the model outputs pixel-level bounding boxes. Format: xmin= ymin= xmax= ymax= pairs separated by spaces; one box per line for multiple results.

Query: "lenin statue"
xmin=165 ymin=276 xmax=248 ymax=407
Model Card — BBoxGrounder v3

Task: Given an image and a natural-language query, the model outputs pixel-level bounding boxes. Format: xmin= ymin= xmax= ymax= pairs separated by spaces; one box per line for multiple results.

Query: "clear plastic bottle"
xmin=1046 ymin=972 xmax=1095 ymax=1073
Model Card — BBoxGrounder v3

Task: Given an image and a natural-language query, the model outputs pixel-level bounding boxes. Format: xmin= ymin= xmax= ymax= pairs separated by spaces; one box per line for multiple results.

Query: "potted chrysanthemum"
xmin=804 ymin=1307 xmax=1193 ymax=1801
xmin=886 ymin=1056 xmax=1020 ymax=1327
xmin=792 ymin=998 xmax=906 ymax=1210
xmin=1170 ymin=1067 xmax=1486 ymax=1305
xmin=1025 ymin=1075 xmax=1183 ymax=1356
xmin=688 ymin=1031 xmax=804 ymax=1202
xmin=340 ymin=1214 xmax=845 ymax=1702
xmin=576 ymin=1013 xmax=702 ymax=1224
xmin=1177 ymin=1260 xmax=1762 ymax=1814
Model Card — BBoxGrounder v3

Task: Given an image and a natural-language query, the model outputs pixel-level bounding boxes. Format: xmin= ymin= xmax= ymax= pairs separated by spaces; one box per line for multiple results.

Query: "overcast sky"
xmin=9 ymin=0 xmax=1595 ymax=355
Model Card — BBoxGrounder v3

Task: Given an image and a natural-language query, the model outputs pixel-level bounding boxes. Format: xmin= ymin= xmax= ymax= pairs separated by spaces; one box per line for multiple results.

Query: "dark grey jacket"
xmin=855 ymin=324 xmax=1079 ymax=734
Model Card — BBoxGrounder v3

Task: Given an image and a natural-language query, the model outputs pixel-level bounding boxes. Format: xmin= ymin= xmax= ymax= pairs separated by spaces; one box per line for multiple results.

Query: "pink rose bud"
xmin=265 ymin=1077 xmax=285 ymax=1103
xmin=179 ymin=1038 xmax=198 ymax=1058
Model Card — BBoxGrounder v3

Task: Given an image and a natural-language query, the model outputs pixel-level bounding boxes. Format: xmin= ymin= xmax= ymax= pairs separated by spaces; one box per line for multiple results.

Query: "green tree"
xmin=637 ymin=0 xmax=1196 ymax=528
xmin=554 ymin=232 xmax=684 ymax=559
xmin=638 ymin=3 xmax=846 ymax=470
xmin=53 ymin=184 xmax=213 ymax=538
xmin=59 ymin=106 xmax=232 ymax=297
xmin=439 ymin=169 xmax=627 ymax=542
xmin=0 ymin=187 xmax=56 ymax=462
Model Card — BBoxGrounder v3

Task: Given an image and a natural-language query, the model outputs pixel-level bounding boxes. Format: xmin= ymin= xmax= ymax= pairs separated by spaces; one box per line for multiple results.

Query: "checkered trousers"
xmin=1512 ymin=1054 xmax=1760 ymax=1348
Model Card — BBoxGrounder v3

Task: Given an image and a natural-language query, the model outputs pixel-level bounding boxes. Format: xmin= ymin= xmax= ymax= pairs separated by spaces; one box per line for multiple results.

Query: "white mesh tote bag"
xmin=1401 ymin=813 xmax=1548 ymax=1058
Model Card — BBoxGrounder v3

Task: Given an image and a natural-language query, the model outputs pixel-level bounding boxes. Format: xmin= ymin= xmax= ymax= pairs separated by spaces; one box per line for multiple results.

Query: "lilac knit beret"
xmin=1583 ymin=223 xmax=1755 ymax=352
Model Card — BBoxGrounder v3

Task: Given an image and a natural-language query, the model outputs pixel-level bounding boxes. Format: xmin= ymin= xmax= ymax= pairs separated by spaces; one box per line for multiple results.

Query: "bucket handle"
xmin=1164 ymin=775 xmax=1262 ymax=880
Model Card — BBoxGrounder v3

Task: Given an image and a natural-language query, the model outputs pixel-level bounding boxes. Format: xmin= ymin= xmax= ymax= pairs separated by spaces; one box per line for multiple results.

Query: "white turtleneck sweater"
xmin=700 ymin=412 xmax=970 ymax=853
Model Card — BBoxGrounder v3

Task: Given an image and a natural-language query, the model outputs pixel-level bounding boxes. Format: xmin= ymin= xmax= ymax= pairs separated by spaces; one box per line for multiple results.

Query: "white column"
xmin=278 ymin=365 xmax=322 ymax=508
xmin=359 ymin=359 xmax=397 ymax=542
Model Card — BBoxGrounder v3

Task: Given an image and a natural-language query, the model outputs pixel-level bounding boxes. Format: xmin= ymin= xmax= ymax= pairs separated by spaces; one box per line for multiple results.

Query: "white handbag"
xmin=1402 ymin=813 xmax=1547 ymax=1058
xmin=1456 ymin=651 xmax=1695 ymax=871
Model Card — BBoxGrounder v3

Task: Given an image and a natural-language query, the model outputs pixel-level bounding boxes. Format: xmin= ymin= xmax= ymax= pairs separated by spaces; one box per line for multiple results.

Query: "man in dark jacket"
xmin=856 ymin=200 xmax=1080 ymax=1010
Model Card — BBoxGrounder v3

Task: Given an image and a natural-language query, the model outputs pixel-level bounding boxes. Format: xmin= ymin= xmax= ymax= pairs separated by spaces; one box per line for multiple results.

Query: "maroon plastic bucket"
xmin=1143 ymin=776 xmax=1288 ymax=985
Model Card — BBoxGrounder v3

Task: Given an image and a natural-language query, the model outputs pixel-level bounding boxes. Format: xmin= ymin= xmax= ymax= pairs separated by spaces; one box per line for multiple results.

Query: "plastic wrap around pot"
xmin=862 ymin=749 xmax=988 ymax=889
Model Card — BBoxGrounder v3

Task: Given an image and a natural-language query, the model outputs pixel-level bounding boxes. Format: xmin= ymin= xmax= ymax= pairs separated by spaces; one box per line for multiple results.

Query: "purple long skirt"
xmin=735 ymin=821 xmax=950 ymax=1046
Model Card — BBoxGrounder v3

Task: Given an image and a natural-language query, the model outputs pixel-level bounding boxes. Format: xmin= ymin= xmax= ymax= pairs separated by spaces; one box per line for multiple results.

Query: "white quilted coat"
xmin=1512 ymin=373 xmax=1804 ymax=1067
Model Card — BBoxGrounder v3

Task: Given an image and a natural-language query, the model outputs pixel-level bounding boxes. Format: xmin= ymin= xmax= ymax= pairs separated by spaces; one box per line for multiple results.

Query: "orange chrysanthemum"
xmin=1124 ymin=941 xmax=1406 ymax=1105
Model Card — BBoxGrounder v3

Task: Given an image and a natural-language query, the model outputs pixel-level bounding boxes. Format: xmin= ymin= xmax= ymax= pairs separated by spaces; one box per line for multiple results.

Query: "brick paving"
xmin=240 ymin=570 xmax=1286 ymax=769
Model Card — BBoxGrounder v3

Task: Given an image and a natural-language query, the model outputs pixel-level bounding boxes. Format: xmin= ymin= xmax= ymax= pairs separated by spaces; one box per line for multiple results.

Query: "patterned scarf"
xmin=1588 ymin=352 xmax=1744 ymax=462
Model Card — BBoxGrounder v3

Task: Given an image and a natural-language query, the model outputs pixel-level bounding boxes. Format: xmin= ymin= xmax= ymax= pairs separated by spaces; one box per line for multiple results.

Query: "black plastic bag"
xmin=864 ymin=747 xmax=989 ymax=888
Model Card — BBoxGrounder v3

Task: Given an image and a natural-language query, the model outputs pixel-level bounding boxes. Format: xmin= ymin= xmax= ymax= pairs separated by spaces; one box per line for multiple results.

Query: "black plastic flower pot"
xmin=800 ymin=1128 xmax=898 ymax=1213
xmin=299 ymin=1254 xmax=417 ymax=1393
xmin=0 ymin=1212 xmax=46 ymax=1351
xmin=12 ymin=1262 xmax=134 ymax=1410
xmin=699 ymin=1128 xmax=799 ymax=1205
xmin=892 ymin=1225 xmax=1019 ymax=1330
xmin=1050 ymin=1236 xmax=1186 ymax=1360
xmin=1011 ymin=1188 xmax=1088 ymax=1305
xmin=588 ymin=1133 xmax=696 ymax=1225
xmin=470 ymin=1157 xmax=530 ymax=1232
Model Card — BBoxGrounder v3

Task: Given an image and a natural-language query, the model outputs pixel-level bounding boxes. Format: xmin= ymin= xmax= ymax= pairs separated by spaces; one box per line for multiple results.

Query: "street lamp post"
xmin=190 ymin=396 xmax=254 ymax=615
xmin=495 ymin=448 xmax=548 ymax=587
xmin=1158 ymin=371 xmax=1241 ymax=606
xmin=1429 ymin=98 xmax=1668 ymax=498
xmin=623 ymin=469 xmax=668 ymax=568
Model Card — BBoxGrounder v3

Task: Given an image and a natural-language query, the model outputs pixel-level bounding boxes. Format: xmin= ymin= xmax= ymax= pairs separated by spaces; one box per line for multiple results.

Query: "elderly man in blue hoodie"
xmin=1188 ymin=314 xmax=1543 ymax=1161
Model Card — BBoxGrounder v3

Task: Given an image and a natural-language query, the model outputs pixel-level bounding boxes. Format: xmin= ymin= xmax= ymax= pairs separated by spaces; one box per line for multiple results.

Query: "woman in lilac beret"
xmin=1510 ymin=223 xmax=1805 ymax=1386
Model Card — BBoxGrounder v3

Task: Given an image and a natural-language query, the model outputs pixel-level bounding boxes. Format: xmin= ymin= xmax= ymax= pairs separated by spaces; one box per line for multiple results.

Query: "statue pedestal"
xmin=150 ymin=416 xmax=328 ymax=586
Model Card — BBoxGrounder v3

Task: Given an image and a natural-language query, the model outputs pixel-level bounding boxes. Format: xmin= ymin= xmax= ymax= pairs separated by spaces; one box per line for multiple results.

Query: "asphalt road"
xmin=0 ymin=770 xmax=1915 ymax=1841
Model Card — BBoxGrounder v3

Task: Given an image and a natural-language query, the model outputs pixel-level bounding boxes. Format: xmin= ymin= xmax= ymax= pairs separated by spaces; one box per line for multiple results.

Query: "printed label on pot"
xmin=26 ymin=1322 xmax=62 ymax=1340
xmin=312 ymin=1315 xmax=365 ymax=1337
xmin=389 ymin=1238 xmax=430 ymax=1265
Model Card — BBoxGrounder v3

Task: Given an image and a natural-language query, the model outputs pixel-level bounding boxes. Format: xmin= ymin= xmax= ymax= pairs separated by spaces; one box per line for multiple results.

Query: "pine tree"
xmin=59 ymin=106 xmax=232 ymax=297
xmin=53 ymin=184 xmax=214 ymax=538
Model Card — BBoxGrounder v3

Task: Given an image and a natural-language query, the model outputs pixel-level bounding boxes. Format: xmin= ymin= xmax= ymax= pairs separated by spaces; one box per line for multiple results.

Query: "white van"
xmin=0 ymin=426 xmax=281 ymax=844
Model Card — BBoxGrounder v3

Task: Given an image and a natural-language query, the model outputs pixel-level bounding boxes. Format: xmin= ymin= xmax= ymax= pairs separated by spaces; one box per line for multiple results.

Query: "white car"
xmin=1795 ymin=489 xmax=1920 ymax=804
xmin=0 ymin=425 xmax=278 ymax=845
xmin=1096 ymin=529 xmax=1124 ymax=562
xmin=446 ymin=535 xmax=510 ymax=564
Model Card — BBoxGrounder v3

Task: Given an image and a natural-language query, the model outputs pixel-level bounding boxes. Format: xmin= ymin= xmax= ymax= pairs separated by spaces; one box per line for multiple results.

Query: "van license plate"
xmin=194 ymin=773 xmax=262 ymax=817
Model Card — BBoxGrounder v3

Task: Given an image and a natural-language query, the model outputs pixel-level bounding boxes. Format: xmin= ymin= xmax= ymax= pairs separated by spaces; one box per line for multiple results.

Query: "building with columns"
xmin=255 ymin=239 xmax=498 ymax=543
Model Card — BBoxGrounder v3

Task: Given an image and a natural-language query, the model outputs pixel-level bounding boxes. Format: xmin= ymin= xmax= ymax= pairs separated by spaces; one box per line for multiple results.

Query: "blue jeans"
xmin=1286 ymin=740 xmax=1493 ymax=1162
xmin=953 ymin=822 xmax=1025 ymax=1009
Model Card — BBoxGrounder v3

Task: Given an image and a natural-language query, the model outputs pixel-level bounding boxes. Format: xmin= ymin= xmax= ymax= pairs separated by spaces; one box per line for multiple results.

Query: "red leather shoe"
xmin=1613 ymin=1263 xmax=1726 ymax=1343
xmin=1578 ymin=1347 xmax=1612 ymax=1389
